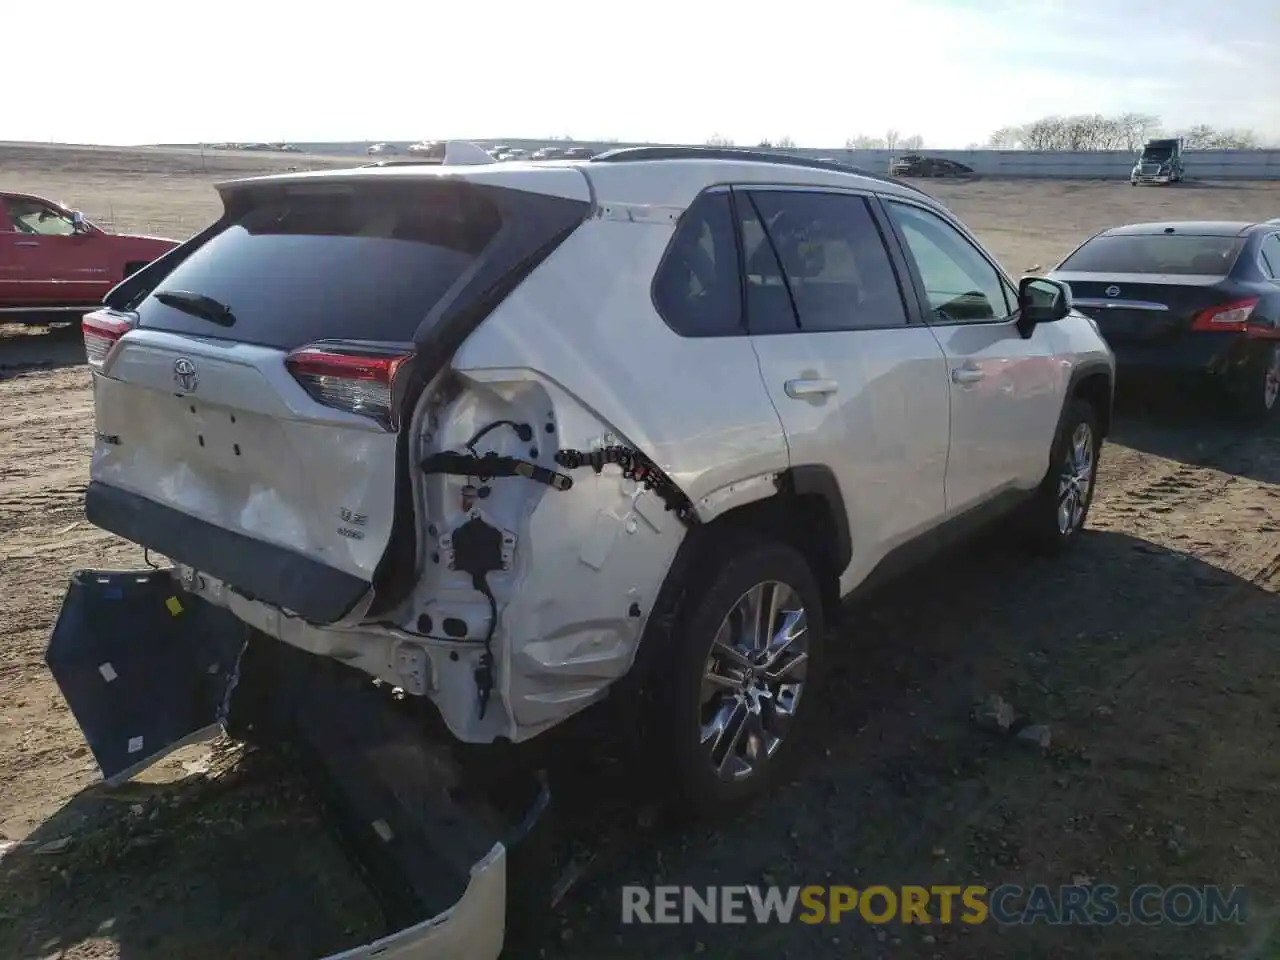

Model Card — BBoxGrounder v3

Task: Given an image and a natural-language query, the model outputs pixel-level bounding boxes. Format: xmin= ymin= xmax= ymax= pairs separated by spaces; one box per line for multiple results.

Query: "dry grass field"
xmin=3 ymin=143 xmax=1280 ymax=959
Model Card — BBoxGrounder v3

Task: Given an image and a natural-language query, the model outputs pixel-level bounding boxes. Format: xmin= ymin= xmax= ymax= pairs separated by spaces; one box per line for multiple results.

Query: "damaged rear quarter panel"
xmin=439 ymin=217 xmax=790 ymax=736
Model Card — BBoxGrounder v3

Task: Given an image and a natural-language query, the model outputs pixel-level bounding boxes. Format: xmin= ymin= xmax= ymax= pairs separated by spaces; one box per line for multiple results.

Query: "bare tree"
xmin=776 ymin=135 xmax=796 ymax=148
xmin=757 ymin=138 xmax=774 ymax=148
xmin=885 ymin=129 xmax=900 ymax=152
xmin=1116 ymin=113 xmax=1161 ymax=151
xmin=845 ymin=134 xmax=887 ymax=149
xmin=990 ymin=113 xmax=1263 ymax=151
xmin=900 ymin=134 xmax=924 ymax=151
xmin=705 ymin=133 xmax=736 ymax=147
xmin=1178 ymin=124 xmax=1260 ymax=149
xmin=988 ymin=126 xmax=1021 ymax=148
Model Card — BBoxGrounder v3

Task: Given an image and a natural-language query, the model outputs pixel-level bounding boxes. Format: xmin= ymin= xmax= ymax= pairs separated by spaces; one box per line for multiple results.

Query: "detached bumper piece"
xmin=45 ymin=569 xmax=552 ymax=960
xmin=45 ymin=569 xmax=249 ymax=785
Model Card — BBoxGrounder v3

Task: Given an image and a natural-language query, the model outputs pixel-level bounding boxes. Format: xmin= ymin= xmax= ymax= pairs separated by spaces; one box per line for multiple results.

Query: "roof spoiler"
xmin=442 ymin=141 xmax=497 ymax=165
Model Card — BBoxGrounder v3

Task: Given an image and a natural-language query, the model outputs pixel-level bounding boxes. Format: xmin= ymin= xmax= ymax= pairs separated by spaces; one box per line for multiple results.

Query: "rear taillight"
xmin=1190 ymin=298 xmax=1260 ymax=333
xmin=82 ymin=310 xmax=133 ymax=370
xmin=284 ymin=345 xmax=413 ymax=429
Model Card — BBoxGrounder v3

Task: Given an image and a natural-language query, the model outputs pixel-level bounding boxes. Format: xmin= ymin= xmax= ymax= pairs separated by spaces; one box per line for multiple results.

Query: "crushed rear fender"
xmin=45 ymin=568 xmax=550 ymax=960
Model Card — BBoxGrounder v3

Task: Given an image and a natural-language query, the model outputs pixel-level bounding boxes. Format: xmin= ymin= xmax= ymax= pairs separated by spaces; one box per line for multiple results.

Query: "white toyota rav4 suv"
xmin=49 ymin=145 xmax=1113 ymax=957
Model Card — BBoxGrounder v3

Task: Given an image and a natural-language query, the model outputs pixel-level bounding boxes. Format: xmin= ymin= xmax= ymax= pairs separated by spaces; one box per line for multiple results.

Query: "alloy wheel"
xmin=1057 ymin=422 xmax=1095 ymax=535
xmin=699 ymin=581 xmax=809 ymax=782
xmin=1263 ymin=345 xmax=1280 ymax=410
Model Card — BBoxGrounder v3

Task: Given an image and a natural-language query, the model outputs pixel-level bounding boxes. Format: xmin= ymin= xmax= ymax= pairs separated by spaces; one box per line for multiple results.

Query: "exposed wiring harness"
xmin=421 ymin=450 xmax=573 ymax=491
xmin=412 ymin=424 xmax=699 ymax=716
xmin=464 ymin=420 xmax=532 ymax=455
xmin=555 ymin=446 xmax=700 ymax=526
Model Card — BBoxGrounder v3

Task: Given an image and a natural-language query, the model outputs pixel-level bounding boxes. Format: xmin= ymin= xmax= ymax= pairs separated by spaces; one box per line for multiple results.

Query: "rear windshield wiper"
xmin=153 ymin=290 xmax=236 ymax=326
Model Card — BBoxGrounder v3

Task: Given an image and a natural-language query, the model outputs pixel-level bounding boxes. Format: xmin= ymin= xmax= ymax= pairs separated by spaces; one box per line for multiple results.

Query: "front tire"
xmin=1018 ymin=398 xmax=1101 ymax=553
xmin=657 ymin=536 xmax=825 ymax=818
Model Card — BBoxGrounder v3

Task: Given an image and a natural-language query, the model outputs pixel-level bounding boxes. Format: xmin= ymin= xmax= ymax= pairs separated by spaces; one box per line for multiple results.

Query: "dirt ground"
xmin=3 ymin=144 xmax=1280 ymax=959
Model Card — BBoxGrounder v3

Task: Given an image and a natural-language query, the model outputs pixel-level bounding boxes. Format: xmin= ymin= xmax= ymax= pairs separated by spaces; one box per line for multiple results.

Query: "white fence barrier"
xmin=255 ymin=141 xmax=1280 ymax=179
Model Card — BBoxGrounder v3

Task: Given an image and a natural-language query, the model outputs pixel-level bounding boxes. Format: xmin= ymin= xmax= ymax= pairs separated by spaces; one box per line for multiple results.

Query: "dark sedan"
xmin=888 ymin=154 xmax=974 ymax=177
xmin=1049 ymin=221 xmax=1280 ymax=418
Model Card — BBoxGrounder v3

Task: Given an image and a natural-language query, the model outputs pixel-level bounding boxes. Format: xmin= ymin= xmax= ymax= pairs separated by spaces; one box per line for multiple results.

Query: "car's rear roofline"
xmin=590 ymin=145 xmax=932 ymax=197
xmin=214 ymin=162 xmax=594 ymax=205
xmin=1101 ymin=220 xmax=1258 ymax=238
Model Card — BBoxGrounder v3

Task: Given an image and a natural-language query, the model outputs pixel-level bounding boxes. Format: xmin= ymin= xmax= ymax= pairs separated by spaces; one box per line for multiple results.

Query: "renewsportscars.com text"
xmin=622 ymin=884 xmax=1248 ymax=926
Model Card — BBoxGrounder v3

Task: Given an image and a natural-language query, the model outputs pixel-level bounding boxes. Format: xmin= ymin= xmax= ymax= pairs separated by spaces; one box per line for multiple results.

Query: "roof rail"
xmin=589 ymin=145 xmax=928 ymax=195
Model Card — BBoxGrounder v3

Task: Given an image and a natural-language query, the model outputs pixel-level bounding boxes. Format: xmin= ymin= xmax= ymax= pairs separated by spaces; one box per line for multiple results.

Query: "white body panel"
xmin=749 ymin=326 xmax=951 ymax=594
xmin=927 ymin=318 xmax=1065 ymax=511
xmin=94 ymin=330 xmax=398 ymax=586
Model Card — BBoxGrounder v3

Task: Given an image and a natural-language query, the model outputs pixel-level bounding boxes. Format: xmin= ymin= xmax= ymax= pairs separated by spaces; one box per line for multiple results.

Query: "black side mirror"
xmin=1017 ymin=276 xmax=1071 ymax=337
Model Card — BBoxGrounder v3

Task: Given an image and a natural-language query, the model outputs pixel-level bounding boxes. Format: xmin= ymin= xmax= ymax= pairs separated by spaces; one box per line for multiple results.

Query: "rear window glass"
xmin=1058 ymin=234 xmax=1244 ymax=276
xmin=136 ymin=182 xmax=501 ymax=349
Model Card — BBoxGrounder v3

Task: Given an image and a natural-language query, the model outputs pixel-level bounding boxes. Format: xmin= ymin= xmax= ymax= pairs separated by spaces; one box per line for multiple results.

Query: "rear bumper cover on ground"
xmin=44 ymin=569 xmax=548 ymax=960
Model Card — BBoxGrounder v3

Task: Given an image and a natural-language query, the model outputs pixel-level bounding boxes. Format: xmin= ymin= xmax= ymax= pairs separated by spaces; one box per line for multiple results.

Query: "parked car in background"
xmin=367 ymin=142 xmax=401 ymax=156
xmin=1049 ymin=220 xmax=1280 ymax=417
xmin=0 ymin=192 xmax=177 ymax=323
xmin=408 ymin=140 xmax=447 ymax=159
xmin=889 ymin=154 xmax=975 ymax=178
xmin=530 ymin=146 xmax=565 ymax=161
xmin=1130 ymin=138 xmax=1185 ymax=186
xmin=562 ymin=146 xmax=596 ymax=159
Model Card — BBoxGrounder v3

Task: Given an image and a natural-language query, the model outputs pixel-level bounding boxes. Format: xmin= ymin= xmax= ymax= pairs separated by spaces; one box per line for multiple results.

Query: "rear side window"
xmin=1259 ymin=234 xmax=1280 ymax=279
xmin=746 ymin=191 xmax=908 ymax=332
xmin=135 ymin=182 xmax=502 ymax=349
xmin=652 ymin=191 xmax=743 ymax=337
xmin=1057 ymin=234 xmax=1245 ymax=276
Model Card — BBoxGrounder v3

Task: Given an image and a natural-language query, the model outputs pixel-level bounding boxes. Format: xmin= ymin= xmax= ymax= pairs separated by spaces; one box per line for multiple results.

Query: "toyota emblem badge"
xmin=173 ymin=357 xmax=199 ymax=392
xmin=1104 ymin=285 xmax=1121 ymax=298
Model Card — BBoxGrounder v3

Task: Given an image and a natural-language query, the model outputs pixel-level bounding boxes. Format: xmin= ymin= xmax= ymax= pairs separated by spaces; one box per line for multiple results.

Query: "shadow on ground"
xmin=1109 ymin=387 xmax=1280 ymax=485
xmin=538 ymin=524 xmax=1280 ymax=960
xmin=0 ymin=324 xmax=86 ymax=378
xmin=0 ymin=751 xmax=382 ymax=960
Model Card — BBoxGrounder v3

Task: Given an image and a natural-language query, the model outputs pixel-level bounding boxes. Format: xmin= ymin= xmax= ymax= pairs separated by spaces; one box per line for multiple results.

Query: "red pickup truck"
xmin=0 ymin=191 xmax=178 ymax=322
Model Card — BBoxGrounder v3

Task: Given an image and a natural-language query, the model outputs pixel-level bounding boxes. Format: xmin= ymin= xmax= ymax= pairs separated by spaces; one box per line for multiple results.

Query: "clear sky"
xmin=9 ymin=0 xmax=1277 ymax=148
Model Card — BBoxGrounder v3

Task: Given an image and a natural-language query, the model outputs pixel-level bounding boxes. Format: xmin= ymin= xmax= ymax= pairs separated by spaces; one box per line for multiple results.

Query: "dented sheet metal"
xmin=44 ymin=569 xmax=545 ymax=960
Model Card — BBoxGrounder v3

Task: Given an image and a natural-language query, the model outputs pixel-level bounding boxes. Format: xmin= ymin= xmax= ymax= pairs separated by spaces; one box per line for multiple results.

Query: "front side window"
xmin=743 ymin=190 xmax=908 ymax=332
xmin=5 ymin=198 xmax=76 ymax=236
xmin=885 ymin=200 xmax=1012 ymax=323
xmin=653 ymin=191 xmax=743 ymax=337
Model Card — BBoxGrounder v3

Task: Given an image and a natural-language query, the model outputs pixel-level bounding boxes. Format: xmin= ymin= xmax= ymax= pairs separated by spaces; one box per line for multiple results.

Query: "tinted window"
xmin=1056 ymin=233 xmax=1245 ymax=277
xmin=737 ymin=194 xmax=799 ymax=334
xmin=1260 ymin=234 xmax=1280 ymax=279
xmin=653 ymin=191 xmax=743 ymax=337
xmin=135 ymin=182 xmax=502 ymax=350
xmin=746 ymin=191 xmax=907 ymax=332
xmin=886 ymin=200 xmax=1011 ymax=323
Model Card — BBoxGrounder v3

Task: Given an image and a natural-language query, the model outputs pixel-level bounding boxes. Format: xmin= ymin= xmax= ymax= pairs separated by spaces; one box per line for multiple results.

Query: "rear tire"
xmin=1017 ymin=398 xmax=1101 ymax=554
xmin=1225 ymin=343 xmax=1280 ymax=421
xmin=652 ymin=534 xmax=825 ymax=819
